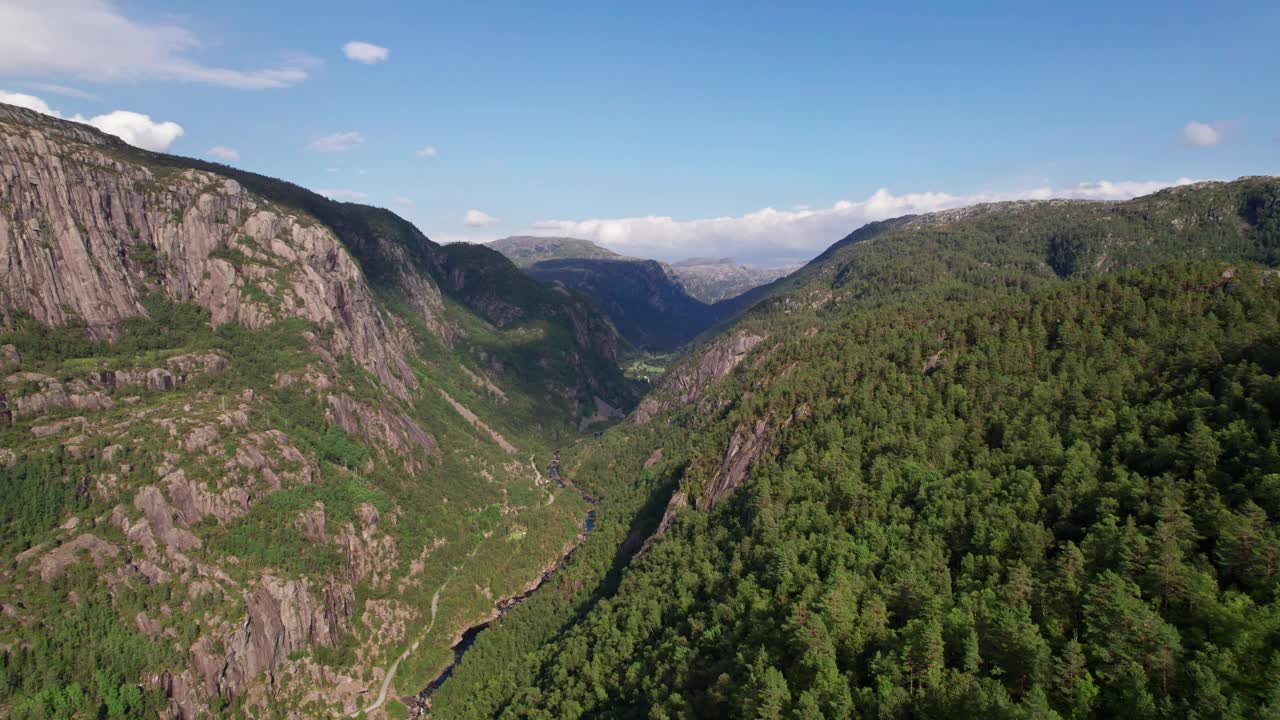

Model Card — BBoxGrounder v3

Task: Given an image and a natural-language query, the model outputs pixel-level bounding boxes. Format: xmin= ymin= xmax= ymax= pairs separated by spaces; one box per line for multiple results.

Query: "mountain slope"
xmin=487 ymin=236 xmax=626 ymax=266
xmin=488 ymin=237 xmax=801 ymax=349
xmin=523 ymin=258 xmax=720 ymax=352
xmin=426 ymin=177 xmax=1280 ymax=719
xmin=667 ymin=257 xmax=801 ymax=303
xmin=0 ymin=102 xmax=634 ymax=719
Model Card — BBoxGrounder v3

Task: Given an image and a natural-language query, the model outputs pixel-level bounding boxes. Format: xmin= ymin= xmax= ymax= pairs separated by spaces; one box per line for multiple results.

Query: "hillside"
xmin=425 ymin=177 xmax=1280 ymax=719
xmin=0 ymin=102 xmax=636 ymax=719
xmin=667 ymin=257 xmax=801 ymax=303
xmin=522 ymin=258 xmax=721 ymax=352
xmin=488 ymin=237 xmax=800 ymax=348
xmin=487 ymin=236 xmax=626 ymax=266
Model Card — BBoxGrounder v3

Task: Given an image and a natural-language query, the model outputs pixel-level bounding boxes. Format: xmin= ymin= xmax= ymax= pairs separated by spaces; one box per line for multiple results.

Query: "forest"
xmin=428 ymin=178 xmax=1280 ymax=720
xmin=435 ymin=261 xmax=1280 ymax=719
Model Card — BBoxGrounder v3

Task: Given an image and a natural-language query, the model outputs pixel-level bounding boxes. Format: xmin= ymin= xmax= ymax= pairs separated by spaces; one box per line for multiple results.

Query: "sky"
xmin=0 ymin=0 xmax=1277 ymax=264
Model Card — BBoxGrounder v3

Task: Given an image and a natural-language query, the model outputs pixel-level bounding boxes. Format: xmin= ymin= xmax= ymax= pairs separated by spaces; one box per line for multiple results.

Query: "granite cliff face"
xmin=0 ymin=103 xmax=417 ymax=400
xmin=631 ymin=329 xmax=765 ymax=423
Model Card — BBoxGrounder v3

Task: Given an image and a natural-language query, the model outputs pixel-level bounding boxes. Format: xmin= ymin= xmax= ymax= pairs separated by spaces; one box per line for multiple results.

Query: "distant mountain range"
xmin=488 ymin=237 xmax=801 ymax=350
xmin=667 ymin=256 xmax=801 ymax=303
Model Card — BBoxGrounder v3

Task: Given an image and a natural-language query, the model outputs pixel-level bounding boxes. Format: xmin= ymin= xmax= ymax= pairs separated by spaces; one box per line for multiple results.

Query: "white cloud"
xmin=319 ymin=189 xmax=368 ymax=201
xmin=1 ymin=90 xmax=183 ymax=151
xmin=463 ymin=209 xmax=500 ymax=227
xmin=0 ymin=0 xmax=310 ymax=89
xmin=207 ymin=146 xmax=239 ymax=161
xmin=393 ymin=196 xmax=414 ymax=207
xmin=531 ymin=178 xmax=1200 ymax=263
xmin=1182 ymin=121 xmax=1225 ymax=147
xmin=0 ymin=90 xmax=57 ymax=115
xmin=325 ymin=167 xmax=339 ymax=173
xmin=415 ymin=145 xmax=437 ymax=159
xmin=308 ymin=131 xmax=364 ymax=152
xmin=342 ymin=41 xmax=389 ymax=64
xmin=22 ymin=82 xmax=98 ymax=100
xmin=86 ymin=110 xmax=183 ymax=151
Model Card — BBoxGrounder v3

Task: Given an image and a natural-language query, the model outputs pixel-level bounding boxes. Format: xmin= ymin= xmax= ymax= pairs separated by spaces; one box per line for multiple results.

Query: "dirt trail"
xmin=352 ymin=578 xmax=450 ymax=716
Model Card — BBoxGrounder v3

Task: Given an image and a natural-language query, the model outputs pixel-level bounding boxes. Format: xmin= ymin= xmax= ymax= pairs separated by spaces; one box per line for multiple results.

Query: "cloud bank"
xmin=1 ymin=90 xmax=183 ymax=151
xmin=1182 ymin=120 xmax=1228 ymax=147
xmin=0 ymin=0 xmax=310 ymax=89
xmin=343 ymin=42 xmax=389 ymax=64
xmin=207 ymin=146 xmax=240 ymax=161
xmin=531 ymin=179 xmax=1200 ymax=263
xmin=463 ymin=209 xmax=500 ymax=227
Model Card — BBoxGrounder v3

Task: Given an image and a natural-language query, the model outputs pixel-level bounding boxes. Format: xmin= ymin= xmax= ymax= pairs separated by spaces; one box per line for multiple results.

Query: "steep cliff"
xmin=0 ymin=102 xmax=634 ymax=719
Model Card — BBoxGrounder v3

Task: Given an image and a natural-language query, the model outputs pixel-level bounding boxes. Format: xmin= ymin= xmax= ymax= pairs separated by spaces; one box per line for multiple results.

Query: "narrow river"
xmin=407 ymin=452 xmax=596 ymax=716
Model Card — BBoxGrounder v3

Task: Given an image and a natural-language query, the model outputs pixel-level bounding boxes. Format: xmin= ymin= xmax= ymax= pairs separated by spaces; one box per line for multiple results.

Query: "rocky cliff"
xmin=0 ymin=102 xmax=634 ymax=719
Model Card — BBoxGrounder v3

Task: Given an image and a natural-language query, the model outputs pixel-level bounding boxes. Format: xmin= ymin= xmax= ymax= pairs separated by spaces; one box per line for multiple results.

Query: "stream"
xmin=407 ymin=452 xmax=596 ymax=716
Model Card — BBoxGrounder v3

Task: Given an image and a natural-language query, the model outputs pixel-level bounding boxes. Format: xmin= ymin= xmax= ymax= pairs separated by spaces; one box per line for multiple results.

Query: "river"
xmin=407 ymin=452 xmax=596 ymax=716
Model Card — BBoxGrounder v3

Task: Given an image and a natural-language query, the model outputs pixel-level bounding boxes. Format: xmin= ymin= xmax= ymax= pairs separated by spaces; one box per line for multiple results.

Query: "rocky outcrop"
xmin=325 ymin=394 xmax=438 ymax=469
xmin=334 ymin=503 xmax=398 ymax=588
xmin=32 ymin=533 xmax=120 ymax=582
xmin=193 ymin=575 xmax=354 ymax=701
xmin=439 ymin=389 xmax=517 ymax=453
xmin=294 ymin=502 xmax=328 ymax=543
xmin=1 ymin=354 xmax=230 ymax=423
xmin=0 ymin=103 xmax=415 ymax=400
xmin=632 ymin=331 xmax=765 ymax=423
xmin=643 ymin=448 xmax=664 ymax=469
xmin=700 ymin=416 xmax=774 ymax=509
xmin=4 ymin=373 xmax=112 ymax=419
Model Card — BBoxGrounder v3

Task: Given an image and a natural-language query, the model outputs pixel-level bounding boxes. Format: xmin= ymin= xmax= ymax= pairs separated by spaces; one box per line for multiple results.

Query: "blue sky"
xmin=1 ymin=0 xmax=1277 ymax=263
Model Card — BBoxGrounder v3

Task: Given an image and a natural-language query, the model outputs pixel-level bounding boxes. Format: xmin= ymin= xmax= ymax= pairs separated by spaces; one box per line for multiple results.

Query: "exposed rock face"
xmin=294 ymin=502 xmax=328 ymax=543
xmin=32 ymin=533 xmax=120 ymax=582
xmin=335 ymin=504 xmax=399 ymax=588
xmin=2 ymin=353 xmax=230 ymax=423
xmin=325 ymin=393 xmax=438 ymax=469
xmin=632 ymin=330 xmax=765 ymax=423
xmin=700 ymin=416 xmax=774 ymax=509
xmin=643 ymin=448 xmax=664 ymax=469
xmin=439 ymin=389 xmax=517 ymax=453
xmin=0 ymin=104 xmax=415 ymax=400
xmin=4 ymin=372 xmax=112 ymax=419
xmin=193 ymin=575 xmax=354 ymax=701
xmin=668 ymin=258 xmax=800 ymax=304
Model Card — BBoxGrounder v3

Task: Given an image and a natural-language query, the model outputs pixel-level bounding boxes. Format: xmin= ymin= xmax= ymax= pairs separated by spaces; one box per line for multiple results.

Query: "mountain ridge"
xmin=427 ymin=175 xmax=1280 ymax=720
xmin=0 ymin=101 xmax=635 ymax=719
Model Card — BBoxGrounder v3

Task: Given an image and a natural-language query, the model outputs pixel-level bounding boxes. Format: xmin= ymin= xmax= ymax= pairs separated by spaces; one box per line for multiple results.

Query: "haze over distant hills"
xmin=487 ymin=236 xmax=802 ymax=350
xmin=488 ymin=236 xmax=799 ymax=304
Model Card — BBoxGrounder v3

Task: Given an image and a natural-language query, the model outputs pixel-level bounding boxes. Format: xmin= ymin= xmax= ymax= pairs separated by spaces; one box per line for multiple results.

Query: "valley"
xmin=1 ymin=98 xmax=1278 ymax=720
xmin=487 ymin=236 xmax=798 ymax=352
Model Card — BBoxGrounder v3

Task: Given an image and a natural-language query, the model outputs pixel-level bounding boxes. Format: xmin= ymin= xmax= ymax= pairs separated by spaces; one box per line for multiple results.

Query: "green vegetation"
xmin=439 ymin=262 xmax=1280 ymax=719
xmin=431 ymin=178 xmax=1280 ymax=719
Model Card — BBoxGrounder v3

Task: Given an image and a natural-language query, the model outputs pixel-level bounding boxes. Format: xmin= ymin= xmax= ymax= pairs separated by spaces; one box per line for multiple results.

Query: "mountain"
xmin=0 ymin=102 xmax=637 ymax=719
xmin=488 ymin=237 xmax=798 ymax=351
xmin=521 ymin=258 xmax=720 ymax=352
xmin=425 ymin=178 xmax=1280 ymax=719
xmin=667 ymin=257 xmax=802 ymax=303
xmin=487 ymin=236 xmax=625 ymax=266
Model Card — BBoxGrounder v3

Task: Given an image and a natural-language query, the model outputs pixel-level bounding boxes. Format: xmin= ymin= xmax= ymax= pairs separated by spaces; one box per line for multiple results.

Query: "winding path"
xmin=531 ymin=455 xmax=554 ymax=505
xmin=352 ymin=580 xmax=449 ymax=717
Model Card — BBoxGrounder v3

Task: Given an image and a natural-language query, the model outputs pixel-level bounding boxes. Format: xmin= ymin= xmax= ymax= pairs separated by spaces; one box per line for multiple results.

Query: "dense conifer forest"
xmin=430 ymin=179 xmax=1280 ymax=720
